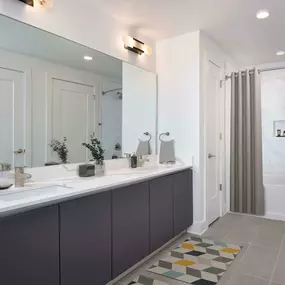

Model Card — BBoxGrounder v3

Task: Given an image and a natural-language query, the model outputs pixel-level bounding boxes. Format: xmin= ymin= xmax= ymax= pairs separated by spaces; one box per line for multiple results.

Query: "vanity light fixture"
xmin=18 ymin=0 xmax=53 ymax=7
xmin=18 ymin=0 xmax=34 ymax=6
xmin=256 ymin=9 xmax=270 ymax=19
xmin=276 ymin=50 xmax=285 ymax=56
xmin=84 ymin=56 xmax=93 ymax=61
xmin=122 ymin=35 xmax=152 ymax=56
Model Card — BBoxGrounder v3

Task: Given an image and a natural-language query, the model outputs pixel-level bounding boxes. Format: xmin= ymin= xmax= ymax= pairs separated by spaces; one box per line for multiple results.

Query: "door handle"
xmin=208 ymin=153 xmax=216 ymax=159
xmin=14 ymin=148 xmax=25 ymax=154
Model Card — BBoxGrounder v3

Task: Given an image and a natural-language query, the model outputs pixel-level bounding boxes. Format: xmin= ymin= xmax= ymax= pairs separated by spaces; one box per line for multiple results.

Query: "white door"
xmin=206 ymin=61 xmax=221 ymax=225
xmin=0 ymin=67 xmax=27 ymax=167
xmin=49 ymin=79 xmax=96 ymax=164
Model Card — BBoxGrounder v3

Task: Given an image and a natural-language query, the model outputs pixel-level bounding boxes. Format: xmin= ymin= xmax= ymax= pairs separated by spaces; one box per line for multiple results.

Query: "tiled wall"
xmin=261 ymin=70 xmax=285 ymax=174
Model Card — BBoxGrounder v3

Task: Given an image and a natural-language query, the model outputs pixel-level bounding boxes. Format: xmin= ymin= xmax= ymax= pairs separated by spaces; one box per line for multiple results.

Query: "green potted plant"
xmin=82 ymin=134 xmax=105 ymax=175
xmin=49 ymin=137 xmax=68 ymax=164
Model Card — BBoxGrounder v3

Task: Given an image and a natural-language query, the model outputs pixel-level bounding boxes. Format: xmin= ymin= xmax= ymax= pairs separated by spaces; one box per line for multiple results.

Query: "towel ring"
xmin=139 ymin=132 xmax=152 ymax=142
xmin=159 ymin=132 xmax=170 ymax=142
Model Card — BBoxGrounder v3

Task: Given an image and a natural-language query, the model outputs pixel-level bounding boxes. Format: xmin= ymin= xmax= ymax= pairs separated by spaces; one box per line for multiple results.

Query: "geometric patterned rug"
xmin=147 ymin=236 xmax=242 ymax=285
xmin=127 ymin=275 xmax=169 ymax=285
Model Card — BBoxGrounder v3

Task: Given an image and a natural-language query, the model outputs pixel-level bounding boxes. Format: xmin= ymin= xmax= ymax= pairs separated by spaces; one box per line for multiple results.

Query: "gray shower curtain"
xmin=230 ymin=69 xmax=264 ymax=215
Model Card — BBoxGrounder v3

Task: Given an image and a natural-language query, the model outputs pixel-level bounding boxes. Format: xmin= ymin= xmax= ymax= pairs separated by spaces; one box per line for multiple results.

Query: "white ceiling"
xmin=99 ymin=0 xmax=285 ymax=67
xmin=0 ymin=15 xmax=122 ymax=80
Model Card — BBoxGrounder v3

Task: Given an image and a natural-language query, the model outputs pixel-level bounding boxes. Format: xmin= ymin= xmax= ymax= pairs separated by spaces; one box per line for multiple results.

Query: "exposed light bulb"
xmin=122 ymin=35 xmax=134 ymax=49
xmin=143 ymin=44 xmax=152 ymax=56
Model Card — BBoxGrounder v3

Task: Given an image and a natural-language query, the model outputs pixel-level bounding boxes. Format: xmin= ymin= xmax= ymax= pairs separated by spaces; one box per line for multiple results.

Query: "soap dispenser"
xmin=131 ymin=153 xmax=138 ymax=168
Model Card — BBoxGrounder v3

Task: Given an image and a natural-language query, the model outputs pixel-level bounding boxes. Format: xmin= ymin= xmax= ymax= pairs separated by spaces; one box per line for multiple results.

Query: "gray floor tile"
xmin=272 ymin=245 xmax=285 ymax=284
xmin=239 ymin=245 xmax=279 ymax=280
xmin=271 ymin=283 xmax=283 ymax=285
xmin=226 ymin=224 xmax=259 ymax=243
xmin=259 ymin=219 xmax=285 ymax=233
xmin=213 ymin=213 xmax=243 ymax=229
xmin=203 ymin=213 xmax=244 ymax=241
xmin=253 ymin=225 xmax=284 ymax=248
xmin=237 ymin=215 xmax=265 ymax=227
xmin=226 ymin=272 xmax=270 ymax=285
xmin=203 ymin=225 xmax=231 ymax=240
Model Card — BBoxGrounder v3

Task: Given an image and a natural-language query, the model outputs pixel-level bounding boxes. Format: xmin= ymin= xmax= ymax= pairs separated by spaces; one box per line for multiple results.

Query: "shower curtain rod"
xmin=224 ymin=66 xmax=285 ymax=81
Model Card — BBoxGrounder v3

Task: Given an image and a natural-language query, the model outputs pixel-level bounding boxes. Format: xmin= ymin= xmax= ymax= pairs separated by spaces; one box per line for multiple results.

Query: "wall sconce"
xmin=18 ymin=0 xmax=52 ymax=7
xmin=19 ymin=0 xmax=34 ymax=6
xmin=122 ymin=36 xmax=152 ymax=56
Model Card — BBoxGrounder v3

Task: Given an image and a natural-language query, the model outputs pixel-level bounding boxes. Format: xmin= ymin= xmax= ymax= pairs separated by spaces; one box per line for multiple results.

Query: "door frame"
xmin=0 ymin=60 xmax=32 ymax=168
xmin=203 ymin=51 xmax=226 ymax=227
xmin=46 ymin=70 xmax=99 ymax=164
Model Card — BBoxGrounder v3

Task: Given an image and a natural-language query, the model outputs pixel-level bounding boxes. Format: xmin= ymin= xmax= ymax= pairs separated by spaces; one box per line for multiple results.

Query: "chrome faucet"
xmin=137 ymin=155 xmax=150 ymax=167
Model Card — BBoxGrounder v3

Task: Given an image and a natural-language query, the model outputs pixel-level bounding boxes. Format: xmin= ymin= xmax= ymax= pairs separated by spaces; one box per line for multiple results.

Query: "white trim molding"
xmin=187 ymin=220 xmax=207 ymax=236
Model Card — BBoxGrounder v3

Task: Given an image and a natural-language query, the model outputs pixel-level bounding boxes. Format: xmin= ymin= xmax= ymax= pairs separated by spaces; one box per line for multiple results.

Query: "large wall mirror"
xmin=0 ymin=15 xmax=157 ymax=168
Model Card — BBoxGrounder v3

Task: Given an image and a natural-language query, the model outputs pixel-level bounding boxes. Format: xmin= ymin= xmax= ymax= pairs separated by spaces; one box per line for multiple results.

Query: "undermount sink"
xmin=0 ymin=185 xmax=72 ymax=202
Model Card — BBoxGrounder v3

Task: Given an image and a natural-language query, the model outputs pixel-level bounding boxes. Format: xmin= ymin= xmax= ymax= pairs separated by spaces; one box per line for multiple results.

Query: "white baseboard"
xmin=265 ymin=212 xmax=285 ymax=222
xmin=187 ymin=220 xmax=207 ymax=236
xmin=229 ymin=210 xmax=285 ymax=222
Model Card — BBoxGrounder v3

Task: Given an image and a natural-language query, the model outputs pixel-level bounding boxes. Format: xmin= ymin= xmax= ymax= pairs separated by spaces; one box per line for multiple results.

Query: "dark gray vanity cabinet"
xmin=112 ymin=182 xmax=150 ymax=278
xmin=150 ymin=175 xmax=174 ymax=252
xmin=60 ymin=192 xmax=112 ymax=285
xmin=0 ymin=206 xmax=59 ymax=285
xmin=173 ymin=170 xmax=193 ymax=235
xmin=0 ymin=168 xmax=193 ymax=285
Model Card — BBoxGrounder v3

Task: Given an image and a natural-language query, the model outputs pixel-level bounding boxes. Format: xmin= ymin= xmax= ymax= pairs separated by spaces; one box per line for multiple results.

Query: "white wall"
xmin=0 ymin=0 xmax=156 ymax=73
xmin=157 ymin=32 xmax=200 ymax=165
xmin=156 ymin=31 xmax=201 ymax=231
xmin=122 ymin=62 xmax=157 ymax=155
xmin=156 ymin=31 xmax=237 ymax=234
xmin=0 ymin=47 xmax=121 ymax=166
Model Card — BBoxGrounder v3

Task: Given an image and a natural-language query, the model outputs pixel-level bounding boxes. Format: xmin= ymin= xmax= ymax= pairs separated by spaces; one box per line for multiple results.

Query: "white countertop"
xmin=0 ymin=164 xmax=191 ymax=218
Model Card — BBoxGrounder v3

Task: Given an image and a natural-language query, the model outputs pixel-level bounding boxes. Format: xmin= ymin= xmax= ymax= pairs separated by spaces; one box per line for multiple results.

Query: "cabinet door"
xmin=112 ymin=182 xmax=150 ymax=278
xmin=174 ymin=170 xmax=193 ymax=235
xmin=150 ymin=175 xmax=174 ymax=252
xmin=60 ymin=192 xmax=111 ymax=285
xmin=0 ymin=206 xmax=59 ymax=285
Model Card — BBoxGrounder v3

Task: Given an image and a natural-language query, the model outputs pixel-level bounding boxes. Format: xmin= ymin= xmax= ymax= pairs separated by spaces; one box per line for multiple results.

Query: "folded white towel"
xmin=136 ymin=139 xmax=151 ymax=156
xmin=159 ymin=140 xmax=176 ymax=163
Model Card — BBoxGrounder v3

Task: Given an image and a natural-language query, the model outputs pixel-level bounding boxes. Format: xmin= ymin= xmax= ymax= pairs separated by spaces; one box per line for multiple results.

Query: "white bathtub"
xmin=264 ymin=173 xmax=285 ymax=221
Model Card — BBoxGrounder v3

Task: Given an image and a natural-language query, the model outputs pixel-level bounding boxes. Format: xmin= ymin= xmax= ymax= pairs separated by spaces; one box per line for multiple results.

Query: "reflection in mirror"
xmin=0 ymin=15 xmax=157 ymax=169
xmin=0 ymin=15 xmax=123 ymax=167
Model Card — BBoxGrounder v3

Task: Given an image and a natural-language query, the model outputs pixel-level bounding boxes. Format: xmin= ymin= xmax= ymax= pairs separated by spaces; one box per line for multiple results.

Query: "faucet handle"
xmin=124 ymin=153 xmax=132 ymax=158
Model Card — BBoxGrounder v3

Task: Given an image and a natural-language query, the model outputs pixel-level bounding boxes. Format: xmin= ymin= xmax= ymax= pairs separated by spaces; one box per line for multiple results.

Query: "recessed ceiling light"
xmin=84 ymin=56 xmax=93 ymax=61
xmin=256 ymin=9 xmax=269 ymax=19
xmin=276 ymin=50 xmax=285 ymax=56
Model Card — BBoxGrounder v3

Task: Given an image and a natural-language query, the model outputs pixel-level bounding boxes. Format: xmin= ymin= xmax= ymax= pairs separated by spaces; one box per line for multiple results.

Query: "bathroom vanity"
xmin=0 ymin=166 xmax=193 ymax=285
xmin=0 ymin=14 xmax=192 ymax=285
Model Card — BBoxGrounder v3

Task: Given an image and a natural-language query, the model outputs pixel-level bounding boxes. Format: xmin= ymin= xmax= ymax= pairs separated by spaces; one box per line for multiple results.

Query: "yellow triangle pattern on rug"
xmin=147 ymin=236 xmax=242 ymax=284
